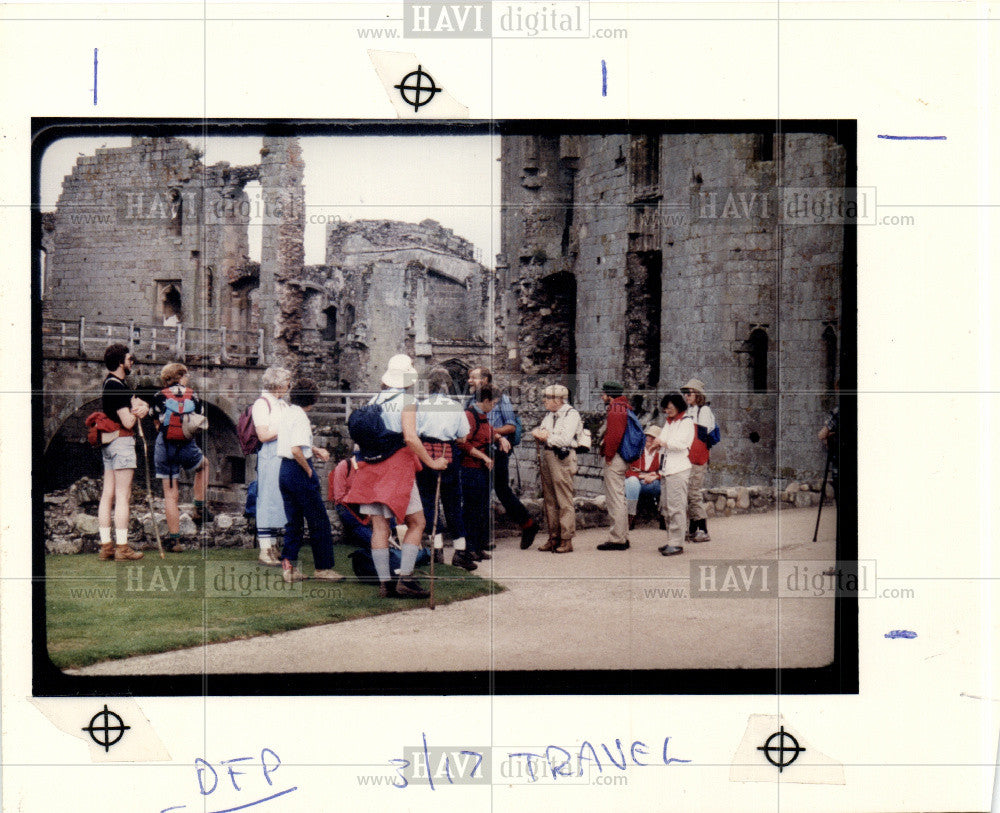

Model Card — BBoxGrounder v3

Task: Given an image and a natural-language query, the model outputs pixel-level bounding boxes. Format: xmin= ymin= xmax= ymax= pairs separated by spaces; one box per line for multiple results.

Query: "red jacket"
xmin=626 ymin=449 xmax=661 ymax=478
xmin=601 ymin=396 xmax=630 ymax=463
xmin=342 ymin=447 xmax=422 ymax=523
xmin=456 ymin=407 xmax=496 ymax=468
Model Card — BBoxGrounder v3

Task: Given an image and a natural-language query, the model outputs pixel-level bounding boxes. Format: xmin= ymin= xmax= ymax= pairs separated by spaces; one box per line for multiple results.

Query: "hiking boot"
xmin=395 ymin=578 xmax=430 ymax=599
xmin=659 ymin=545 xmax=684 ymax=556
xmin=282 ymin=561 xmax=306 ymax=583
xmin=452 ymin=551 xmax=478 ymax=571
xmin=312 ymin=569 xmax=345 ymax=582
xmin=554 ymin=540 xmax=574 ymax=553
xmin=114 ymin=545 xmax=144 ymax=561
xmin=597 ymin=540 xmax=629 ymax=551
xmin=472 ymin=550 xmax=491 ymax=562
xmin=691 ymin=530 xmax=711 ymax=543
xmin=538 ymin=538 xmax=559 ymax=552
xmin=258 ymin=547 xmax=282 ymax=567
xmin=520 ymin=520 xmax=540 ymax=550
xmin=484 ymin=542 xmax=497 ymax=551
xmin=379 ymin=581 xmax=397 ymax=598
xmin=98 ymin=542 xmax=115 ymax=561
xmin=169 ymin=541 xmax=186 ymax=553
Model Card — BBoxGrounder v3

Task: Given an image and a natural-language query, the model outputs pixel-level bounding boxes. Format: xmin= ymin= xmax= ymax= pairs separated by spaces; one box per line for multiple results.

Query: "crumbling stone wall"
xmin=320 ymin=219 xmax=490 ymax=390
xmin=44 ymin=137 xmax=259 ymax=333
xmin=499 ymin=129 xmax=847 ymax=485
xmin=260 ymin=136 xmax=307 ymax=372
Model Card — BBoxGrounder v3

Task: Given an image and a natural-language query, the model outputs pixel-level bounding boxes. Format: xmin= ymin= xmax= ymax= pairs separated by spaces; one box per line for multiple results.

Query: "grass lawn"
xmin=45 ymin=547 xmax=502 ymax=669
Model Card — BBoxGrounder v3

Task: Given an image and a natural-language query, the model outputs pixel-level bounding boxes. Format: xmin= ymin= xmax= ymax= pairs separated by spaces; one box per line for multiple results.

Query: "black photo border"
xmin=31 ymin=117 xmax=857 ymax=697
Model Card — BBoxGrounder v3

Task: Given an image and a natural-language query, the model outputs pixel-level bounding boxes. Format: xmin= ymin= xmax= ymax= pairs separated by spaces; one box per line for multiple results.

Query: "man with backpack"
xmin=597 ymin=381 xmax=634 ymax=551
xmin=96 ymin=343 xmax=150 ymax=561
xmin=152 ymin=363 xmax=211 ymax=552
xmin=466 ymin=367 xmax=539 ymax=550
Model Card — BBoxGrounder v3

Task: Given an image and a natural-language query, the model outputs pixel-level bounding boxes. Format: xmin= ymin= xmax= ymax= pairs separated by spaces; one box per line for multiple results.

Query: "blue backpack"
xmin=617 ymin=408 xmax=646 ymax=463
xmin=347 ymin=392 xmax=406 ymax=463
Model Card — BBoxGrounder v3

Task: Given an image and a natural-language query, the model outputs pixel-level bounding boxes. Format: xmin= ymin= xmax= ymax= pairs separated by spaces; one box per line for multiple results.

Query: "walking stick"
xmin=136 ymin=419 xmax=165 ymax=559
xmin=429 ymin=467 xmax=442 ymax=610
xmin=812 ymin=444 xmax=832 ymax=543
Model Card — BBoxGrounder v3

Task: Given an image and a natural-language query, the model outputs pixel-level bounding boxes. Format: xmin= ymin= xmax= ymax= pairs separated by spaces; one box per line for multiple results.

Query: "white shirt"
xmin=691 ymin=404 xmax=716 ymax=432
xmin=417 ymin=393 xmax=471 ymax=441
xmin=251 ymin=390 xmax=288 ymax=443
xmin=276 ymin=404 xmax=313 ymax=460
xmin=659 ymin=414 xmax=695 ymax=475
xmin=539 ymin=403 xmax=583 ymax=449
xmin=368 ymin=388 xmax=415 ymax=434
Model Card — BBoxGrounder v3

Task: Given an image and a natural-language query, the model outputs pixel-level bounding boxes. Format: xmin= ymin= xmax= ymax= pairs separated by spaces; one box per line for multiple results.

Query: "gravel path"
xmin=68 ymin=506 xmax=838 ymax=675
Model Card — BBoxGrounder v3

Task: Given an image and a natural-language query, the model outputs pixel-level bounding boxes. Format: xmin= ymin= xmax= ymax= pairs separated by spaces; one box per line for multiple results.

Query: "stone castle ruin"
xmin=40 ymin=128 xmax=847 ymax=498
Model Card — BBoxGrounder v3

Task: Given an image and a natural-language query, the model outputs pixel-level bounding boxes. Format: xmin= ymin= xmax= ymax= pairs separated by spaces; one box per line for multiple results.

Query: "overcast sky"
xmin=39 ymin=134 xmax=502 ymax=266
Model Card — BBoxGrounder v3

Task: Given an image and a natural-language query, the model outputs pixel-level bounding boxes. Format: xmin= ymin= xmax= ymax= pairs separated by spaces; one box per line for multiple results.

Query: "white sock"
xmin=399 ymin=544 xmax=419 ymax=577
xmin=258 ymin=534 xmax=274 ymax=554
xmin=453 ymin=536 xmax=467 ymax=551
xmin=115 ymin=529 xmax=129 ymax=546
xmin=99 ymin=527 xmax=112 ymax=545
xmin=372 ymin=548 xmax=391 ymax=582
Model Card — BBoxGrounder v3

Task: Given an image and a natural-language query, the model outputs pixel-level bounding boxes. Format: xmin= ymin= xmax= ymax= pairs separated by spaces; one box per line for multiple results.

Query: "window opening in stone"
xmin=749 ymin=328 xmax=768 ymax=392
xmin=159 ymin=282 xmax=183 ymax=325
xmin=754 ymin=133 xmax=775 ymax=162
xmin=168 ymin=189 xmax=183 ymax=235
xmin=342 ymin=303 xmax=355 ymax=337
xmin=321 ymin=305 xmax=338 ymax=342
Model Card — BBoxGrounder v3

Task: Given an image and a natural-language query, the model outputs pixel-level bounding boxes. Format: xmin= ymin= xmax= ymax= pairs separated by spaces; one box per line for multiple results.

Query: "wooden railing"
xmin=41 ymin=318 xmax=266 ymax=367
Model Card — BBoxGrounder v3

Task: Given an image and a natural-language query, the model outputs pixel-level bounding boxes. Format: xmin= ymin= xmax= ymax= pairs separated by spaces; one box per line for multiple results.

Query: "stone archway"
xmin=42 ymin=397 xmax=244 ymax=495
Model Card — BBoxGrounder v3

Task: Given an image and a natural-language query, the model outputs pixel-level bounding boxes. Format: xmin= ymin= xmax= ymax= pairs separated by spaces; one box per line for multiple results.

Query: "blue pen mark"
xmin=885 ymin=630 xmax=918 ymax=639
xmin=160 ymin=807 xmax=186 ymax=813
xmin=206 ymin=787 xmax=298 ymax=813
xmin=877 ymin=134 xmax=946 ymax=140
xmin=601 ymin=59 xmax=607 ymax=96
xmin=422 ymin=732 xmax=435 ymax=791
xmin=93 ymin=48 xmax=98 ymax=105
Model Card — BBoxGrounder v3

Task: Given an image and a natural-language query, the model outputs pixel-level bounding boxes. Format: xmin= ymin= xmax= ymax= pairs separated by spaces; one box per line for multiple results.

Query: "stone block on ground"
xmin=72 ymin=513 xmax=100 ymax=536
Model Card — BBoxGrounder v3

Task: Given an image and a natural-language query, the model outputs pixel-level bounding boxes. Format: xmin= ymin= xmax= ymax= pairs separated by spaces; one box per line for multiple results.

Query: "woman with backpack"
xmin=250 ymin=366 xmax=292 ymax=567
xmin=152 ymin=363 xmax=210 ymax=552
xmin=682 ymin=378 xmax=718 ymax=543
xmin=343 ymin=354 xmax=448 ymax=599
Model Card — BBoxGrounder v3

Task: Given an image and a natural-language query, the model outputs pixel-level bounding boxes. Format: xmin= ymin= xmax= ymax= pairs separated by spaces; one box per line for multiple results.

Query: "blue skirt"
xmin=256 ymin=439 xmax=287 ymax=531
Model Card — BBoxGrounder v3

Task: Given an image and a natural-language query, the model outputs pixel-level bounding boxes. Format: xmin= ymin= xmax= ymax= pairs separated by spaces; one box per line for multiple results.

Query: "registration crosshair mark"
xmin=83 ymin=704 xmax=131 ymax=752
xmin=756 ymin=726 xmax=805 ymax=772
xmin=394 ymin=65 xmax=442 ymax=111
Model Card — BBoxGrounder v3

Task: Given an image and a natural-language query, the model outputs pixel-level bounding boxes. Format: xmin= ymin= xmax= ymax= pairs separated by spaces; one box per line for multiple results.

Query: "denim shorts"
xmin=154 ymin=435 xmax=205 ymax=479
xmin=102 ymin=435 xmax=137 ymax=470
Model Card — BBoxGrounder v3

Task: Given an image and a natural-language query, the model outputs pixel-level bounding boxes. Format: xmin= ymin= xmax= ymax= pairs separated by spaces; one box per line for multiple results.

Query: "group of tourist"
xmin=93 ymin=341 xmax=720 ymax=601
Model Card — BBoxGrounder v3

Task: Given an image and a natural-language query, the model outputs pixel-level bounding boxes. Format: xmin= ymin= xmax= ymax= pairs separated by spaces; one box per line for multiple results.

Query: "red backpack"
xmin=160 ymin=386 xmax=197 ymax=442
